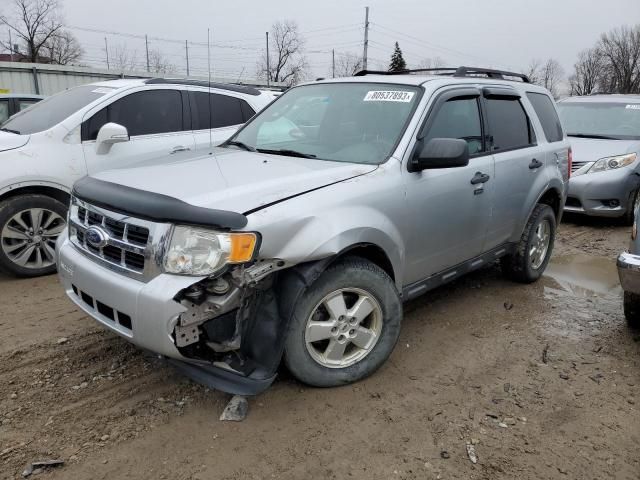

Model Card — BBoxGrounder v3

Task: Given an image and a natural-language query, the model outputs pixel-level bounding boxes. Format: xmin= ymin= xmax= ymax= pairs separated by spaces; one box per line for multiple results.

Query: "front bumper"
xmin=617 ymin=252 xmax=640 ymax=294
xmin=565 ymin=168 xmax=639 ymax=217
xmin=56 ymin=232 xmax=276 ymax=395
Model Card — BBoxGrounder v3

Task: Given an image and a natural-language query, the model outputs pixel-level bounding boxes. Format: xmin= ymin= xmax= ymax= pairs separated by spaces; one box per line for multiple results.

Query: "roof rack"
xmin=144 ymin=78 xmax=262 ymax=96
xmin=353 ymin=66 xmax=530 ymax=83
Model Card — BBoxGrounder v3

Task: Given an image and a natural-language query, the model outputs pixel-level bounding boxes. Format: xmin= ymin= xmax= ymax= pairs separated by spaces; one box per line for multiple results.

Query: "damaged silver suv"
xmin=57 ymin=67 xmax=570 ymax=394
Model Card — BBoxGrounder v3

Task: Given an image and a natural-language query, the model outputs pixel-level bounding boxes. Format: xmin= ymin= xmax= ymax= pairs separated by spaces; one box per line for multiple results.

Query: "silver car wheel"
xmin=304 ymin=287 xmax=383 ymax=369
xmin=529 ymin=219 xmax=551 ymax=270
xmin=1 ymin=208 xmax=66 ymax=270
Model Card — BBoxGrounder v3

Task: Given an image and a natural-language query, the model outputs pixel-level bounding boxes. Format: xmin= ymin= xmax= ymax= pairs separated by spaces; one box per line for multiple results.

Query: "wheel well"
xmin=338 ymin=244 xmax=395 ymax=281
xmin=538 ymin=188 xmax=561 ymax=219
xmin=0 ymin=186 xmax=70 ymax=207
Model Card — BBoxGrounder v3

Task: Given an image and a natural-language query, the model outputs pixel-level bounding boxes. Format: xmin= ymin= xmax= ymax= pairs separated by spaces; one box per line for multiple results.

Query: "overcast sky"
xmin=52 ymin=0 xmax=640 ymax=80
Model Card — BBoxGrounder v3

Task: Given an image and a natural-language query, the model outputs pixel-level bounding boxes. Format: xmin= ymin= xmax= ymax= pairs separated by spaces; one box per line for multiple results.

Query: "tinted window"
xmin=109 ymin=90 xmax=182 ymax=136
xmin=2 ymin=85 xmax=113 ymax=135
xmin=0 ymin=100 xmax=9 ymax=123
xmin=240 ymin=100 xmax=256 ymax=122
xmin=191 ymin=92 xmax=245 ymax=130
xmin=485 ymin=98 xmax=534 ymax=151
xmin=526 ymin=93 xmax=563 ymax=142
xmin=425 ymin=97 xmax=484 ymax=154
xmin=85 ymin=108 xmax=108 ymax=141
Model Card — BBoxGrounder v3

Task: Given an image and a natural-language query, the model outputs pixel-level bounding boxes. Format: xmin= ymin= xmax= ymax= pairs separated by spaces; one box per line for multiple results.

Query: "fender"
xmin=0 ymin=179 xmax=71 ymax=200
xmin=511 ymin=175 xmax=565 ymax=243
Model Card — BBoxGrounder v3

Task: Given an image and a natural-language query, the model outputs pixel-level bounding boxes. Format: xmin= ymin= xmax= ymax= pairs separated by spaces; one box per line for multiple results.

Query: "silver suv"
xmin=56 ymin=67 xmax=570 ymax=394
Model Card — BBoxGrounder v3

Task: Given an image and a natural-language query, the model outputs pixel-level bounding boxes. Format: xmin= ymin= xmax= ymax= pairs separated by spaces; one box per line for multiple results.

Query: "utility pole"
xmin=104 ymin=37 xmax=109 ymax=70
xmin=332 ymin=49 xmax=335 ymax=78
xmin=145 ymin=34 xmax=150 ymax=72
xmin=185 ymin=40 xmax=190 ymax=76
xmin=265 ymin=31 xmax=270 ymax=87
xmin=8 ymin=29 xmax=13 ymax=62
xmin=362 ymin=6 xmax=370 ymax=70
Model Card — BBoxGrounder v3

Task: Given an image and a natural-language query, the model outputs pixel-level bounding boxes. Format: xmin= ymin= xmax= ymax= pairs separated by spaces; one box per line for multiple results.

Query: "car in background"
xmin=617 ymin=207 xmax=640 ymax=329
xmin=558 ymin=95 xmax=640 ymax=224
xmin=0 ymin=79 xmax=275 ymax=277
xmin=0 ymin=94 xmax=44 ymax=123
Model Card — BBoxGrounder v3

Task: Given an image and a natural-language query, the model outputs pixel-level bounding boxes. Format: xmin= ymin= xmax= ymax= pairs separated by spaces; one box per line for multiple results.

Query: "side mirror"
xmin=95 ymin=122 xmax=129 ymax=155
xmin=408 ymin=138 xmax=470 ymax=172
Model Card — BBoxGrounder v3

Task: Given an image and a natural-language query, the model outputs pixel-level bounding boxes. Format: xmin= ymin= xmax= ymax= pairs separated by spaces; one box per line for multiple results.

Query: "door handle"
xmin=529 ymin=158 xmax=543 ymax=169
xmin=470 ymin=171 xmax=490 ymax=185
xmin=170 ymin=145 xmax=191 ymax=154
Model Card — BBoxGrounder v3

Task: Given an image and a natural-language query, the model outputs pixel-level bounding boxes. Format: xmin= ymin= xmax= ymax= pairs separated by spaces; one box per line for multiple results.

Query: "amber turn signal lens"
xmin=229 ymin=233 xmax=258 ymax=263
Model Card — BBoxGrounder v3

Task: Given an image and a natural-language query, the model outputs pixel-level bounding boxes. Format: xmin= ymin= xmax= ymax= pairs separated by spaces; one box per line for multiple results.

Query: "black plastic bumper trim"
xmin=73 ymin=176 xmax=247 ymax=229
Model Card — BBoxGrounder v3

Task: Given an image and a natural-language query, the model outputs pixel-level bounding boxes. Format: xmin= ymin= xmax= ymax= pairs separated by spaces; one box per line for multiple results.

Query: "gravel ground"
xmin=1 ymin=215 xmax=639 ymax=480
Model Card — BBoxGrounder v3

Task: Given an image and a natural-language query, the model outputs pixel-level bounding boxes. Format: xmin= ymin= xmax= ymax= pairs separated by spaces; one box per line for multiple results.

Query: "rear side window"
xmin=526 ymin=92 xmax=563 ymax=142
xmin=485 ymin=98 xmax=534 ymax=151
xmin=191 ymin=92 xmax=246 ymax=130
xmin=83 ymin=90 xmax=184 ymax=140
xmin=0 ymin=99 xmax=9 ymax=123
xmin=424 ymin=96 xmax=485 ymax=154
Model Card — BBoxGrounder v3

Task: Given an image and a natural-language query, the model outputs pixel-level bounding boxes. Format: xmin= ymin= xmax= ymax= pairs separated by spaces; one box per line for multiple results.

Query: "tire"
xmin=501 ymin=204 xmax=556 ymax=284
xmin=623 ymin=291 xmax=640 ymax=329
xmin=624 ymin=188 xmax=639 ymax=226
xmin=283 ymin=257 xmax=402 ymax=387
xmin=0 ymin=194 xmax=67 ymax=277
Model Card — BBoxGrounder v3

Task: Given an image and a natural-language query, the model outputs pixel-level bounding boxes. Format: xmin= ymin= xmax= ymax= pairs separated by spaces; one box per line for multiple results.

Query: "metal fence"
xmin=0 ymin=61 xmax=277 ymax=96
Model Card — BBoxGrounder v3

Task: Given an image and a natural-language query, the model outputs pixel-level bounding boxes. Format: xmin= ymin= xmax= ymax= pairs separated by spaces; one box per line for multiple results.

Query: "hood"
xmin=569 ymin=137 xmax=640 ymax=165
xmin=0 ymin=131 xmax=29 ymax=152
xmin=91 ymin=148 xmax=377 ymax=214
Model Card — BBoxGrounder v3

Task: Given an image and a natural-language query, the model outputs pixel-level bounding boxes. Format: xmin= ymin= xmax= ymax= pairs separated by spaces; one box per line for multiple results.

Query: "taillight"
xmin=567 ymin=147 xmax=572 ymax=179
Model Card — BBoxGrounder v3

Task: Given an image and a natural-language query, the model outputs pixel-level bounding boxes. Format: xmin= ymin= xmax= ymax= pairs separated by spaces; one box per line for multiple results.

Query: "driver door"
xmin=403 ymin=88 xmax=494 ymax=285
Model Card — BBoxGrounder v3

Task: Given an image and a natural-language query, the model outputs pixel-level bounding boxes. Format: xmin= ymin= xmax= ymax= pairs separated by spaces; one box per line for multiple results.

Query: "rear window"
xmin=526 ymin=92 xmax=563 ymax=142
xmin=485 ymin=98 xmax=535 ymax=151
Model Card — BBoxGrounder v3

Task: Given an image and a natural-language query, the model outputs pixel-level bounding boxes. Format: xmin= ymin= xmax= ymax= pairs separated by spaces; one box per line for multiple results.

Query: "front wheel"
xmin=501 ymin=204 xmax=556 ymax=283
xmin=0 ymin=194 xmax=67 ymax=277
xmin=283 ymin=257 xmax=402 ymax=387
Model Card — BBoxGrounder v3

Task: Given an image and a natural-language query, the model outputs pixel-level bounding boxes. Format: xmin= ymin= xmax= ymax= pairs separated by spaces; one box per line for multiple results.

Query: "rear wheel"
xmin=284 ymin=257 xmax=402 ymax=387
xmin=623 ymin=291 xmax=640 ymax=329
xmin=0 ymin=194 xmax=67 ymax=277
xmin=501 ymin=204 xmax=556 ymax=283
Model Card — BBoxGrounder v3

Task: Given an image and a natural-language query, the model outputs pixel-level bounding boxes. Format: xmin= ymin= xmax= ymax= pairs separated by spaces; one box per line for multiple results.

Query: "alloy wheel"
xmin=529 ymin=219 xmax=551 ymax=270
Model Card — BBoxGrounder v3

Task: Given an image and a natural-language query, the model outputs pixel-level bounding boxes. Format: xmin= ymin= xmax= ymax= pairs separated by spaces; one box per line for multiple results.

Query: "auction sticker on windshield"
xmin=364 ymin=91 xmax=415 ymax=102
xmin=626 ymin=104 xmax=640 ymax=110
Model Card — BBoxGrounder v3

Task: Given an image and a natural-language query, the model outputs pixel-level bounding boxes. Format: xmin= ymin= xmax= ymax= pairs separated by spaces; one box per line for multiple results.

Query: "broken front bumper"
xmin=56 ymin=231 xmax=277 ymax=395
xmin=617 ymin=252 xmax=640 ymax=295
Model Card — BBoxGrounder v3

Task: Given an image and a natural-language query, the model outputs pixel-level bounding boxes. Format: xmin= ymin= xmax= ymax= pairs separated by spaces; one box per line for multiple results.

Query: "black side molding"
xmin=73 ymin=176 xmax=247 ymax=230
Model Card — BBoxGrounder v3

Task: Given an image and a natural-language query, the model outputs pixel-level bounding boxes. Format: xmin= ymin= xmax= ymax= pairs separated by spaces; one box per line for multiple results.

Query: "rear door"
xmin=482 ymin=88 xmax=540 ymax=249
xmin=189 ymin=91 xmax=256 ymax=153
xmin=82 ymin=89 xmax=195 ymax=174
xmin=403 ymin=88 xmax=495 ymax=283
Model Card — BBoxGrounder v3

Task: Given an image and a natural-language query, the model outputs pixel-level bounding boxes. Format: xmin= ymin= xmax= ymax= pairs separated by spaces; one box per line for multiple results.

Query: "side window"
xmin=526 ymin=92 xmax=563 ymax=142
xmin=240 ymin=100 xmax=256 ymax=122
xmin=0 ymin=100 xmax=9 ymax=123
xmin=485 ymin=98 xmax=534 ymax=151
xmin=424 ymin=96 xmax=484 ymax=154
xmin=109 ymin=90 xmax=183 ymax=137
xmin=85 ymin=107 xmax=107 ymax=141
xmin=211 ymin=94 xmax=244 ymax=128
xmin=18 ymin=99 xmax=39 ymax=111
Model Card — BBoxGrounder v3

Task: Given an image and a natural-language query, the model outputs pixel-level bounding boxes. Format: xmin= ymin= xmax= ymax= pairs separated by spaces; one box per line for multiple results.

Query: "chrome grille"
xmin=69 ymin=197 xmax=171 ymax=282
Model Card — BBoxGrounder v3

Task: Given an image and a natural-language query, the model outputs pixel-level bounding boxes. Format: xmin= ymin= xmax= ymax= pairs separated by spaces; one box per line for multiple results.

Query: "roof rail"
xmin=144 ymin=78 xmax=262 ymax=96
xmin=354 ymin=66 xmax=530 ymax=83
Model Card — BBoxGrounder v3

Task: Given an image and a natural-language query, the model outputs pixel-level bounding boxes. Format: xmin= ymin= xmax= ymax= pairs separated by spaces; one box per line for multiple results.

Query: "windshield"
xmin=1 ymin=85 xmax=115 ymax=135
xmin=226 ymin=82 xmax=422 ymax=164
xmin=558 ymin=102 xmax=640 ymax=140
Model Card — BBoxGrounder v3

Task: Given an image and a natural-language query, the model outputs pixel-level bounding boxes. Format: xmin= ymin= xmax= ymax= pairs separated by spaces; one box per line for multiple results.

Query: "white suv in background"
xmin=0 ymin=78 xmax=275 ymax=277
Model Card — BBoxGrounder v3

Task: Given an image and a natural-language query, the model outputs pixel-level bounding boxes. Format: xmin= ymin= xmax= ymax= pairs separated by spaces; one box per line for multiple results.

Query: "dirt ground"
xmin=1 ymin=215 xmax=639 ymax=480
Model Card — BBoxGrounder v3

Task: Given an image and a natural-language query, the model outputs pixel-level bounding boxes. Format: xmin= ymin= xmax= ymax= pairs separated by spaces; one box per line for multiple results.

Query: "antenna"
xmin=207 ymin=28 xmax=213 ymax=154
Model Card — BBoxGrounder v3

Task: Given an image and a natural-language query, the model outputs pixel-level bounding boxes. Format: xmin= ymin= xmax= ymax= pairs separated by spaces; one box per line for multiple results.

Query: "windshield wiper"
xmin=223 ymin=140 xmax=256 ymax=152
xmin=0 ymin=127 xmax=20 ymax=135
xmin=257 ymin=148 xmax=317 ymax=159
xmin=567 ymin=133 xmax=619 ymax=140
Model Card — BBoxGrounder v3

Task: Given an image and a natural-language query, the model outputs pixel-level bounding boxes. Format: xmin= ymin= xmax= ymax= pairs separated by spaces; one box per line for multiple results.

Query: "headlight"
xmin=164 ymin=226 xmax=258 ymax=275
xmin=588 ymin=153 xmax=637 ymax=173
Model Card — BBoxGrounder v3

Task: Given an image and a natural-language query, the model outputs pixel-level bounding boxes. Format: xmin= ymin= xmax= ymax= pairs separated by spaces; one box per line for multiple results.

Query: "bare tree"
xmin=334 ymin=52 xmax=362 ymax=77
xmin=569 ymin=48 xmax=605 ymax=96
xmin=0 ymin=0 xmax=63 ymax=62
xmin=598 ymin=25 xmax=640 ymax=94
xmin=257 ymin=20 xmax=308 ymax=86
xmin=148 ymin=48 xmax=175 ymax=74
xmin=42 ymin=29 xmax=81 ymax=65
xmin=526 ymin=58 xmax=565 ymax=98
xmin=109 ymin=43 xmax=139 ymax=71
xmin=416 ymin=56 xmax=446 ymax=69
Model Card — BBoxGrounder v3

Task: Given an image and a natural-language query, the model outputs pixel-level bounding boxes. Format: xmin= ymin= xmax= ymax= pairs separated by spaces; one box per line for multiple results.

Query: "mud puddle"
xmin=544 ymin=253 xmax=621 ymax=298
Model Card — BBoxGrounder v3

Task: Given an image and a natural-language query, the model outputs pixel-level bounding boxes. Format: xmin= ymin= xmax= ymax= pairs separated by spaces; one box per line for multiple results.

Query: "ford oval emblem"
xmin=85 ymin=226 xmax=109 ymax=248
